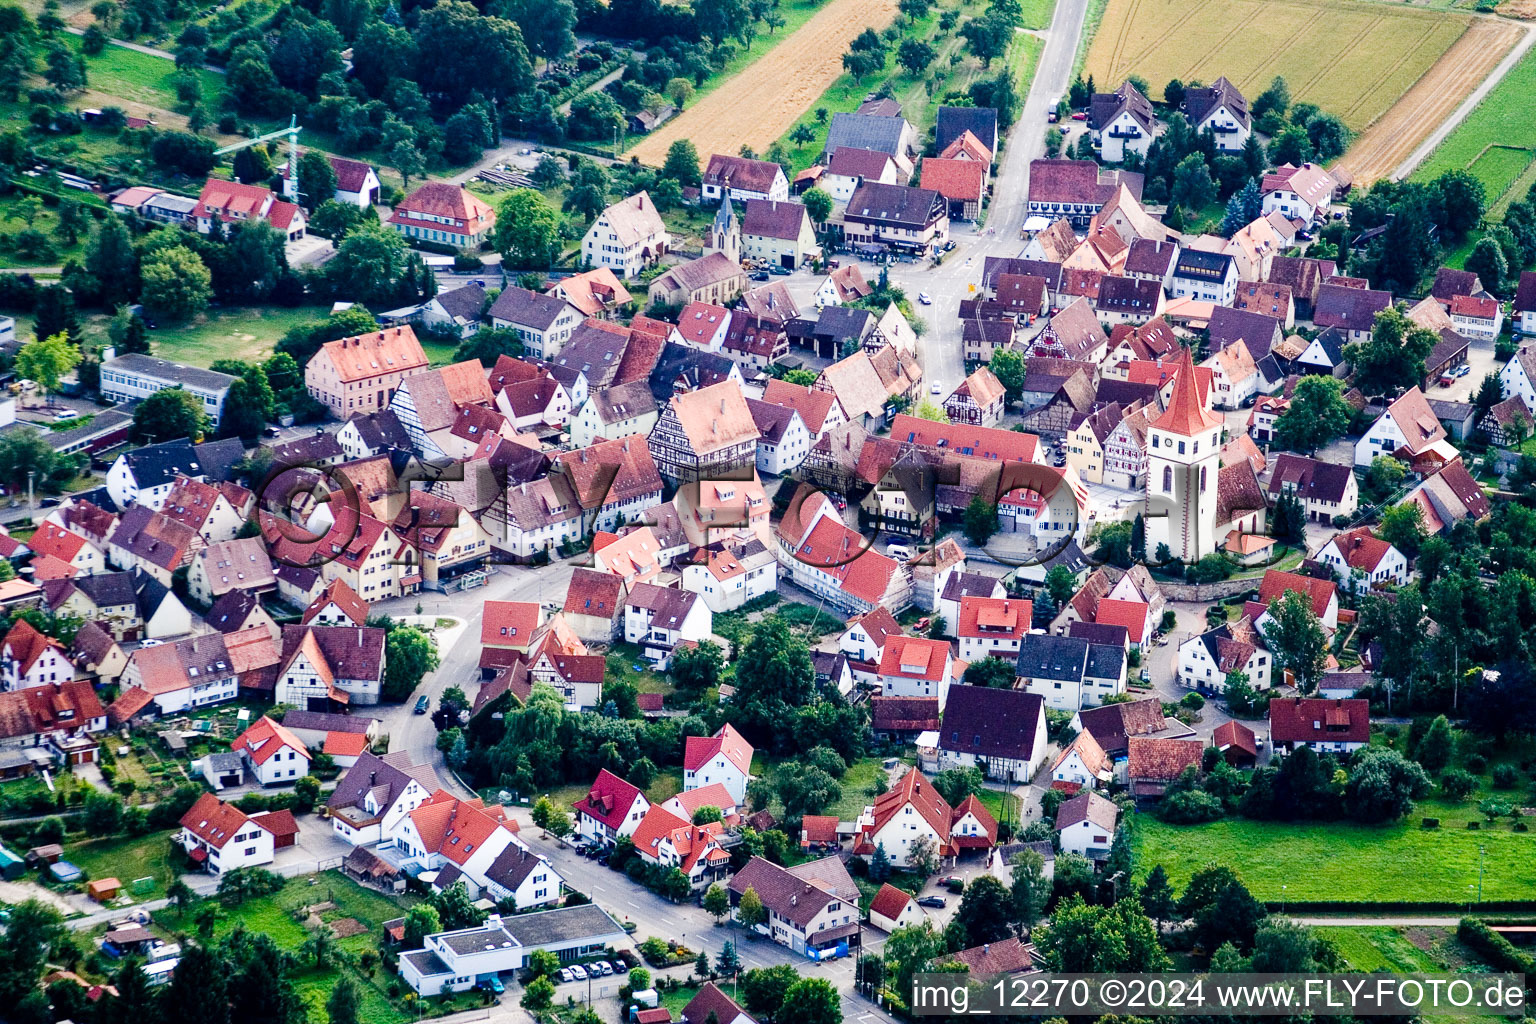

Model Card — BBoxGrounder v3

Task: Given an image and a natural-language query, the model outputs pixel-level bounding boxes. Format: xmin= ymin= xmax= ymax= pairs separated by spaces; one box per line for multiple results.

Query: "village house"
xmin=548 ymin=267 xmax=632 ymax=321
xmin=727 ymin=855 xmax=861 ymax=955
xmin=842 ymin=182 xmax=949 ymax=254
xmin=944 ymin=368 xmax=1007 ymax=427
xmin=1316 ymin=527 xmax=1410 ymax=589
xmin=741 ymin=200 xmax=818 ymax=270
xmin=1515 ymin=273 xmax=1536 ymax=336
xmin=568 ymin=382 xmax=659 ymax=450
xmin=1184 ymin=76 xmax=1250 ymax=150
xmin=193 ymin=178 xmax=305 ymax=239
xmin=1089 ymin=80 xmax=1160 ymax=162
xmin=702 ymin=154 xmax=790 ymax=203
xmin=230 ymin=715 xmax=311 ymax=786
xmin=956 ymin=596 xmax=1032 ymax=663
xmin=1015 ymin=633 xmax=1127 ymax=709
xmin=647 ymin=252 xmax=748 ymax=309
xmin=1095 ymin=276 xmax=1165 ymax=327
xmin=879 ymin=635 xmax=956 ymax=709
xmin=624 ymin=583 xmax=711 ymax=669
xmin=922 ymin=158 xmax=987 ymax=221
xmin=868 ymin=883 xmax=925 ymax=932
xmin=648 ymin=381 xmax=760 ymax=484
xmin=1260 ymin=162 xmax=1336 ymax=222
xmin=851 ymin=767 xmax=995 ymax=868
xmin=574 ymin=769 xmax=651 ymax=845
xmin=684 ymin=724 xmax=753 ymax=805
xmin=937 ymin=684 xmax=1048 ymax=782
xmin=1354 ymin=386 xmax=1452 ymax=468
xmin=1026 ymin=159 xmax=1138 ymax=228
xmin=582 ymin=192 xmax=671 ymax=279
xmin=1177 ymin=615 xmax=1271 ymax=692
xmin=1267 ymin=453 xmax=1358 ymax=522
xmin=326 ymin=750 xmax=437 ymax=846
xmin=1268 ymin=697 xmax=1370 ymax=756
xmin=108 ymin=506 xmax=201 ymax=589
xmin=273 ymin=624 xmax=387 ymax=707
xmin=417 ymin=281 xmax=488 ymax=338
xmin=1449 ymin=294 xmax=1502 ymax=342
xmin=177 ymin=792 xmax=287 ymax=873
xmin=1168 ymin=249 xmax=1238 ymax=306
xmin=631 ymin=807 xmax=731 ymax=892
xmin=1127 ymin=736 xmax=1204 ymax=799
xmin=1316 ymin=283 xmax=1392 ymax=346
xmin=1055 ymin=791 xmax=1118 ymax=861
xmin=388 ymin=183 xmax=493 ymax=248
xmin=1050 ymin=730 xmax=1114 ymax=791
xmin=304 ymin=327 xmax=430 ymax=420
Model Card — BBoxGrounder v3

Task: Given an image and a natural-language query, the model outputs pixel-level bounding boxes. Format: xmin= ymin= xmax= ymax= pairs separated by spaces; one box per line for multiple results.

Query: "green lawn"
xmin=972 ymin=786 xmax=1022 ymax=828
xmin=65 ymin=832 xmax=180 ymax=897
xmin=1132 ymin=814 xmax=1536 ymax=903
xmin=1321 ymin=926 xmax=1446 ymax=972
xmin=207 ymin=870 xmax=452 ymax=1024
xmin=1412 ymin=46 xmax=1536 ymax=208
xmin=144 ymin=305 xmax=330 ymax=368
xmin=756 ymin=754 xmax=894 ymax=823
xmin=0 ymin=195 xmax=89 ymax=269
xmin=419 ymin=336 xmax=460 ymax=367
xmin=1466 ymin=146 xmax=1535 ymax=205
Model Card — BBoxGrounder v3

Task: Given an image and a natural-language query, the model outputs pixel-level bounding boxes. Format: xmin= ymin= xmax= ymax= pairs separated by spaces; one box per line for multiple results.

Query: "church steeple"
xmin=1153 ymin=347 xmax=1220 ymax=436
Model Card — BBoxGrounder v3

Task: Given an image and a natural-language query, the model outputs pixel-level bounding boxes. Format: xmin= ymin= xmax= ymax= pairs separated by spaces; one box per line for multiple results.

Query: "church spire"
xmin=1153 ymin=347 xmax=1220 ymax=437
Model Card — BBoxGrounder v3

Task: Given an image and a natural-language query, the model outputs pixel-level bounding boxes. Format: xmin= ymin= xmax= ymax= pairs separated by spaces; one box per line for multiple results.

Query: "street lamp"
xmin=1281 ymin=884 xmax=1286 ymax=914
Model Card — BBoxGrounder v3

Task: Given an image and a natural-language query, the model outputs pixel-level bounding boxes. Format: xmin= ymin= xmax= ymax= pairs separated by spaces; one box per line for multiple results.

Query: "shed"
xmin=50 ymin=860 xmax=83 ymax=883
xmin=26 ymin=843 xmax=63 ymax=866
xmin=159 ymin=731 xmax=188 ymax=755
xmin=0 ymin=844 xmax=23 ymax=879
xmin=88 ymin=877 xmax=122 ymax=902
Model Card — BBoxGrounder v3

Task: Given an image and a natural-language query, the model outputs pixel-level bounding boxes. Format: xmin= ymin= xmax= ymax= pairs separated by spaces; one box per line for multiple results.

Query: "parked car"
xmin=478 ymin=976 xmax=504 ymax=995
xmin=414 ymin=695 xmax=430 ymax=714
xmin=559 ymin=968 xmax=574 ymax=983
xmin=569 ymin=965 xmax=588 ymax=981
xmin=1071 ymin=111 xmax=1088 ymax=120
xmin=596 ymin=962 xmax=614 ymax=976
xmin=931 ymin=381 xmax=943 ymax=394
xmin=751 ymin=271 xmax=769 ymax=281
xmin=917 ymin=896 xmax=947 ymax=909
xmin=918 ymin=292 xmax=933 ymax=305
xmin=53 ymin=409 xmax=79 ymax=421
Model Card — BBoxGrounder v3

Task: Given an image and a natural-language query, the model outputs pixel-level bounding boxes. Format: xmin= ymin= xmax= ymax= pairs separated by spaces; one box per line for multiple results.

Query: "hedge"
xmin=1271 ymin=900 xmax=1536 ymax=913
xmin=1457 ymin=918 xmax=1536 ymax=974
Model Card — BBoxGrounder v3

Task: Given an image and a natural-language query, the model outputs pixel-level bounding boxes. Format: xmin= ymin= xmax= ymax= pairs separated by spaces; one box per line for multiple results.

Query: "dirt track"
xmin=1334 ymin=18 xmax=1522 ymax=185
xmin=627 ymin=0 xmax=898 ymax=168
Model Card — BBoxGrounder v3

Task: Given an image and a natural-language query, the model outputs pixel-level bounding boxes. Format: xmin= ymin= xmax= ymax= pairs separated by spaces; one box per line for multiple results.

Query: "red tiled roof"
xmin=573 ymin=769 xmax=645 ymax=830
xmin=481 ymin=601 xmax=540 ymax=646
xmin=878 ymin=635 xmax=950 ymax=682
xmin=1268 ymin=697 xmax=1369 ymax=745
xmin=1152 ymin=347 xmax=1220 ymax=436
xmin=868 ymin=882 xmax=913 ymax=921
xmin=921 ymin=158 xmax=985 ymax=203
xmin=1258 ymin=569 xmax=1335 ymax=619
xmin=684 ymin=723 xmax=753 ymax=774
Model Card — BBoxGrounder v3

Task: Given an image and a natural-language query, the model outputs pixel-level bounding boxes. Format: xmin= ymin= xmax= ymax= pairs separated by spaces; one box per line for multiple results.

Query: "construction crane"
xmin=214 ymin=114 xmax=303 ymax=195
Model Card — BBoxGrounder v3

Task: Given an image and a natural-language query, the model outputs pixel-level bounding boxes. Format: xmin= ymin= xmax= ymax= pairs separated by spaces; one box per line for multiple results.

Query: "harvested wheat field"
xmin=629 ymin=0 xmax=898 ymax=167
xmin=1335 ymin=18 xmax=1522 ymax=185
xmin=1086 ymin=0 xmax=1468 ymax=132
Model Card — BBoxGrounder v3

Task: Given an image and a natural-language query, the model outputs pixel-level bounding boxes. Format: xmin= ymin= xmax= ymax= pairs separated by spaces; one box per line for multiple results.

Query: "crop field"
xmin=628 ymin=0 xmax=898 ymax=167
xmin=1335 ymin=19 xmax=1522 ymax=185
xmin=1085 ymin=0 xmax=1469 ymax=133
xmin=1132 ymin=815 xmax=1536 ymax=902
xmin=1410 ymin=42 xmax=1536 ymax=207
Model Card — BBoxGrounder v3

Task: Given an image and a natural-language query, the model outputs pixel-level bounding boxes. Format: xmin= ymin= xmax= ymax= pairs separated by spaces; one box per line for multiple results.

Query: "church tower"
xmin=1144 ymin=348 xmax=1222 ymax=564
xmin=705 ymin=193 xmax=741 ymax=265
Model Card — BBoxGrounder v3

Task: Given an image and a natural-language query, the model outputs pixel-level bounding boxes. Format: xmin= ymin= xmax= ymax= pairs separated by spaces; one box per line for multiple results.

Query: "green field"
xmin=1321 ymin=926 xmax=1446 ymax=972
xmin=1133 ymin=815 xmax=1536 ymax=903
xmin=1413 ymin=46 xmax=1536 ymax=203
xmin=1466 ymin=146 xmax=1535 ymax=204
xmin=141 ymin=305 xmax=328 ymax=368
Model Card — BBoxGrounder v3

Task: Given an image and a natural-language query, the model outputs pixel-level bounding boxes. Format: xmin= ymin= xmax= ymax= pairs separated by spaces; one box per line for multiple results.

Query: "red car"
xmin=1071 ymin=111 xmax=1089 ymax=120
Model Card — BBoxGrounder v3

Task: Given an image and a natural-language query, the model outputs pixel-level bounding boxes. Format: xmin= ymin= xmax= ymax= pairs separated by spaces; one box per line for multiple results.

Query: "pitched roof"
xmin=231 ymin=715 xmax=310 ymax=766
xmin=950 ymin=936 xmax=1036 ymax=975
xmin=3 ymin=620 xmax=66 ymax=677
xmin=550 ymin=267 xmax=631 ymax=318
xmin=683 ymin=723 xmax=753 ymax=774
xmin=574 ymin=768 xmax=645 ymax=830
xmin=844 ymin=182 xmax=945 ymax=229
xmin=482 ymin=601 xmax=541 ymax=646
xmin=317 ymin=327 xmax=429 ymax=383
xmin=1314 ymin=283 xmax=1391 ymax=332
xmin=1208 ymin=306 xmax=1283 ymax=359
xmin=597 ymin=192 xmax=668 ymax=249
xmin=889 ymin=414 xmax=1040 ymax=462
xmin=488 ymin=288 xmax=576 ymax=331
xmin=1213 ymin=719 xmax=1258 ymax=757
xmin=1268 ymin=697 xmax=1369 ymax=744
xmin=825 ymin=112 xmax=909 ymax=158
xmin=1090 ymin=81 xmax=1157 ymax=135
xmin=703 ymin=153 xmax=784 ymax=194
xmin=870 ymin=695 xmax=941 ymax=732
xmin=179 ymin=792 xmax=256 ymax=850
xmin=1045 ymin=297 xmax=1109 ymax=360
xmin=327 ymin=750 xmax=438 ymax=816
xmin=0 ymin=681 xmax=105 ymax=741
xmin=1153 ymin=348 xmax=1221 ymax=436
xmin=1267 ymin=453 xmax=1354 ymax=503
xmin=1258 ymin=569 xmax=1336 ymax=618
xmin=554 ymin=434 xmax=663 ymax=511
xmin=390 ymin=183 xmax=494 ymax=229
xmin=762 ymin=379 xmax=840 ymax=434
xmin=1184 ymin=75 xmax=1248 ymax=127
xmin=869 ymin=882 xmax=914 ymax=922
xmin=302 ymin=578 xmax=369 ymax=627
xmin=682 ymin=984 xmax=756 ymax=1024
xmin=956 ymin=596 xmax=1032 ymax=640
xmin=936 ymin=105 xmax=998 ymax=153
xmin=1127 ymin=736 xmax=1203 ymax=781
xmin=921 ymin=158 xmax=986 ymax=203
xmin=563 ymin=568 xmax=625 ymax=622
xmin=740 ymin=199 xmax=810 ymax=241
xmin=1077 ymin=696 xmax=1166 ymax=754
xmin=1055 ymin=790 xmax=1118 ymax=831
xmin=939 ymin=685 xmax=1045 ymax=761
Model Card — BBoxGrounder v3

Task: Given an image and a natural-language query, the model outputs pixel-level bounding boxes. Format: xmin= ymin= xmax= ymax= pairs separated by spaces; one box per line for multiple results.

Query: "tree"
xmin=1040 ymin=896 xmax=1170 ymax=972
xmin=1221 ymin=179 xmax=1262 ymax=236
xmin=402 ymin=903 xmax=441 ymax=946
xmin=964 ymin=495 xmax=998 ymax=545
xmin=490 ymin=189 xmax=560 ymax=269
xmin=908 ymin=833 xmax=938 ymax=876
xmin=1253 ymin=75 xmax=1290 ymax=119
xmin=897 ymin=38 xmax=935 ymax=77
xmin=1179 ymin=864 xmax=1265 ymax=952
xmin=990 ymin=348 xmax=1026 ymax=404
xmin=741 ymin=964 xmax=798 ymax=1019
xmin=1140 ymin=864 xmax=1176 ymax=931
xmin=661 ymin=139 xmax=702 ymax=188
xmin=1273 ymin=375 xmax=1353 ymax=452
xmin=776 ymin=978 xmax=841 ymax=1024
xmin=842 ymin=47 xmax=882 ymax=81
xmin=960 ymin=11 xmax=1011 ymax=67
xmin=1416 ymin=714 xmax=1454 ymax=772
xmin=1345 ymin=746 xmax=1431 ymax=822
xmin=1379 ymin=502 xmax=1426 ymax=557
xmin=521 ymin=975 xmax=556 ymax=1010
xmin=1171 ymin=152 xmax=1216 ymax=212
xmin=1466 ymin=236 xmax=1509 ymax=297
xmin=1009 ymin=847 xmax=1050 ymax=936
xmin=738 ymin=885 xmax=767 ymax=929
xmin=85 ymin=216 xmax=140 ymax=309
xmin=1306 ymin=112 xmax=1352 ymax=162
xmin=14 ymin=332 xmax=79 ymax=403
xmin=802 ymin=186 xmax=833 ymax=225
xmin=1346 ymin=307 xmax=1439 ymax=397
xmin=1269 ymin=124 xmax=1312 ymax=166
xmin=963 ymin=655 xmax=1017 ymax=689
xmin=292 ymin=774 xmax=320 ymax=813
xmin=383 ymin=625 xmax=439 ymax=701
xmin=954 ymin=874 xmax=1012 ymax=946
xmin=1262 ymin=589 xmax=1329 ymax=693
xmin=295 ymin=150 xmax=337 ymax=211
xmin=716 ymin=939 xmax=742 ymax=976
xmin=1365 ymin=455 xmax=1407 ymax=503
xmin=140 ymin=244 xmax=211 ymax=321
xmin=703 ymin=882 xmax=730 ymax=922
xmin=671 ymin=639 xmax=723 ymax=692
xmin=913 ymin=397 xmax=948 ymax=421
xmin=132 ymin=387 xmax=207 ymax=443
xmin=326 ymin=975 xmax=361 ymax=1024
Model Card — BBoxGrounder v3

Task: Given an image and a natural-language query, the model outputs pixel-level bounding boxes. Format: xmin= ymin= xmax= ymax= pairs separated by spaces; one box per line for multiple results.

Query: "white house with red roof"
xmin=177 ymin=792 xmax=283 ymax=872
xmin=302 ymin=578 xmax=370 ymax=627
xmin=2 ymin=620 xmax=73 ymax=692
xmin=1449 ymin=293 xmax=1502 ymax=342
xmin=1268 ymin=697 xmax=1369 ymax=756
xmin=878 ymin=635 xmax=956 ymax=708
xmin=391 ymin=790 xmax=527 ymax=899
xmin=573 ymin=769 xmax=651 ymax=845
xmin=1245 ymin=569 xmax=1339 ymax=631
xmin=479 ymin=600 xmax=542 ymax=678
xmin=684 ymin=724 xmax=753 ymax=805
xmin=1316 ymin=527 xmax=1409 ymax=589
xmin=193 ymin=179 xmax=305 ymax=239
xmin=867 ymin=882 xmax=925 ymax=932
xmin=776 ymin=502 xmax=911 ymax=617
xmin=281 ymin=152 xmax=380 ymax=208
xmin=671 ymin=302 xmax=733 ymax=352
xmin=1145 ymin=348 xmax=1223 ymax=563
xmin=231 ymin=714 xmax=311 ymax=786
xmin=388 ymin=183 xmax=495 ymax=249
xmin=956 ymin=596 xmax=1033 ymax=663
xmin=631 ymin=805 xmax=732 ymax=891
xmin=27 ymin=522 xmax=104 ymax=576
xmin=1259 ymin=162 xmax=1337 ymax=223
xmin=1055 ymin=790 xmax=1118 ymax=860
xmin=839 ymin=607 xmax=904 ymax=685
xmin=851 ymin=767 xmax=988 ymax=869
xmin=1354 ymin=387 xmax=1454 ymax=468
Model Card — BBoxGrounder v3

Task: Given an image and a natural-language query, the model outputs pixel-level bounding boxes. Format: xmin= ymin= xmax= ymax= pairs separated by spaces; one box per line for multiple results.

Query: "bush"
xmin=1492 ymin=764 xmax=1519 ymax=788
xmin=1458 ymin=919 xmax=1536 ymax=974
xmin=1159 ymin=789 xmax=1224 ymax=823
xmin=1464 ymin=754 xmax=1488 ymax=774
xmin=1180 ymin=692 xmax=1205 ymax=710
xmin=1439 ymin=769 xmax=1478 ymax=801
